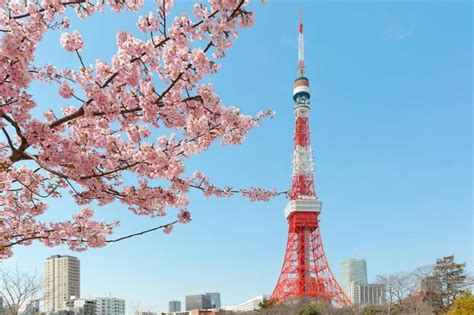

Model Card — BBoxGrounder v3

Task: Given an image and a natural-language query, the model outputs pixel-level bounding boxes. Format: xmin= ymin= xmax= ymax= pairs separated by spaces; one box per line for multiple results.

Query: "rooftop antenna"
xmin=298 ymin=5 xmax=304 ymax=78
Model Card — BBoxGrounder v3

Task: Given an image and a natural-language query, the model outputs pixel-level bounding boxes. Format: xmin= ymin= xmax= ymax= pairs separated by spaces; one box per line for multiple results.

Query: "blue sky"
xmin=2 ymin=1 xmax=472 ymax=313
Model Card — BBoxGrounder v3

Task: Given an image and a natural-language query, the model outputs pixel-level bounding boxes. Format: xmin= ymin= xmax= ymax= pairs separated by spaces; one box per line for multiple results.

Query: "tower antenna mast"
xmin=298 ymin=6 xmax=305 ymax=78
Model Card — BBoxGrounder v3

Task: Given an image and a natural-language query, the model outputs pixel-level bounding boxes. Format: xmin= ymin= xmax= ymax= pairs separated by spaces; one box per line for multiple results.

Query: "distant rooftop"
xmin=47 ymin=255 xmax=79 ymax=260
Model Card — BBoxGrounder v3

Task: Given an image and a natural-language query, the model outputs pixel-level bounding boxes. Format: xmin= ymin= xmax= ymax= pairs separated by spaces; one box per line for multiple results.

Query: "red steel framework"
xmin=271 ymin=211 xmax=352 ymax=306
xmin=270 ymin=17 xmax=352 ymax=307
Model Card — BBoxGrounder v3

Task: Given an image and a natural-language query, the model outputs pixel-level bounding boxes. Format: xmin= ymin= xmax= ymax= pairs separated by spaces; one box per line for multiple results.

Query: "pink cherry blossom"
xmin=239 ymin=187 xmax=281 ymax=202
xmin=58 ymin=81 xmax=74 ymax=98
xmin=60 ymin=30 xmax=84 ymax=52
xmin=178 ymin=209 xmax=192 ymax=223
xmin=163 ymin=224 xmax=174 ymax=234
xmin=0 ymin=0 xmax=283 ymax=260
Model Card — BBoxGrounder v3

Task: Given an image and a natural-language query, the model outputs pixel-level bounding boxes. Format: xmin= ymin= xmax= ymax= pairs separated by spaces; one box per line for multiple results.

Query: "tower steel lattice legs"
xmin=271 ymin=212 xmax=351 ymax=307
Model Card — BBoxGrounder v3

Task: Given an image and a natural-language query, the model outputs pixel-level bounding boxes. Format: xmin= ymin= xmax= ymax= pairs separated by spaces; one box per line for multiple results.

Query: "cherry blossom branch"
xmin=11 ymin=1 xmax=88 ymax=20
xmin=5 ymin=0 xmax=249 ymax=162
xmin=1 ymin=220 xmax=178 ymax=250
xmin=106 ymin=220 xmax=178 ymax=243
xmin=1 ymin=127 xmax=15 ymax=150
xmin=0 ymin=0 xmax=274 ymax=259
xmin=48 ymin=2 xmax=244 ymax=130
xmin=75 ymin=50 xmax=86 ymax=69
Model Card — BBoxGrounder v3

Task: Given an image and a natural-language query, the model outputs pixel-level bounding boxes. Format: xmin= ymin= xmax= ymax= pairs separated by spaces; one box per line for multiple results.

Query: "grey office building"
xmin=341 ymin=259 xmax=368 ymax=295
xmin=168 ymin=300 xmax=181 ymax=312
xmin=205 ymin=293 xmax=221 ymax=309
xmin=349 ymin=283 xmax=386 ymax=305
xmin=185 ymin=295 xmax=211 ymax=311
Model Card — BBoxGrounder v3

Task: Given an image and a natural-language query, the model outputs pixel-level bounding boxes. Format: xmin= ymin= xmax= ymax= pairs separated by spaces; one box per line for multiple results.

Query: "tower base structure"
xmin=271 ymin=210 xmax=352 ymax=307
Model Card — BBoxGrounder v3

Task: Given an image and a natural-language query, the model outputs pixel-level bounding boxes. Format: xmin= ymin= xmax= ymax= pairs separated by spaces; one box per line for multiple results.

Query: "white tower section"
xmin=285 ymin=19 xmax=322 ymax=219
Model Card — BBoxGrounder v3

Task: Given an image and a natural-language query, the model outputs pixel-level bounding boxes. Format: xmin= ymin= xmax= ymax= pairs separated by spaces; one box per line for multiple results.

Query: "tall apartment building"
xmin=349 ymin=283 xmax=386 ymax=305
xmin=185 ymin=295 xmax=211 ymax=311
xmin=168 ymin=301 xmax=181 ymax=312
xmin=340 ymin=259 xmax=367 ymax=295
xmin=95 ymin=298 xmax=125 ymax=315
xmin=204 ymin=293 xmax=220 ymax=309
xmin=44 ymin=255 xmax=81 ymax=312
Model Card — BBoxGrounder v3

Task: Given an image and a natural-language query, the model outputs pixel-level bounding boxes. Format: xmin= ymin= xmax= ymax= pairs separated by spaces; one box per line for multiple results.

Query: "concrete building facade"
xmin=64 ymin=297 xmax=96 ymax=315
xmin=349 ymin=283 xmax=386 ymax=306
xmin=340 ymin=259 xmax=368 ymax=295
xmin=18 ymin=299 xmax=41 ymax=315
xmin=95 ymin=298 xmax=125 ymax=315
xmin=168 ymin=301 xmax=181 ymax=312
xmin=44 ymin=255 xmax=81 ymax=312
xmin=222 ymin=295 xmax=269 ymax=312
xmin=185 ymin=295 xmax=211 ymax=311
xmin=204 ymin=293 xmax=220 ymax=309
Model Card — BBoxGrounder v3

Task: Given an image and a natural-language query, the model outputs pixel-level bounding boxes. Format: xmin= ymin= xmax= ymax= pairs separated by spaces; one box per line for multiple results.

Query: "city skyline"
xmin=1 ymin=1 xmax=471 ymax=314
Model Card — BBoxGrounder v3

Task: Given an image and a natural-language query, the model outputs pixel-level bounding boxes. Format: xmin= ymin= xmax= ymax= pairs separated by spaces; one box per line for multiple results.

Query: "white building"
xmin=44 ymin=255 xmax=81 ymax=312
xmin=222 ymin=295 xmax=269 ymax=312
xmin=64 ymin=297 xmax=96 ymax=315
xmin=18 ymin=299 xmax=41 ymax=315
xmin=340 ymin=259 xmax=367 ymax=295
xmin=349 ymin=283 xmax=386 ymax=306
xmin=95 ymin=298 xmax=125 ymax=315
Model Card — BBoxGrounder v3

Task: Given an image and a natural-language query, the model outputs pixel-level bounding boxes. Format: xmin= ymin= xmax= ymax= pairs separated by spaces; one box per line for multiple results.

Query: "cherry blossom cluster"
xmin=187 ymin=171 xmax=284 ymax=201
xmin=0 ymin=0 xmax=281 ymax=259
xmin=60 ymin=31 xmax=84 ymax=52
xmin=239 ymin=187 xmax=281 ymax=202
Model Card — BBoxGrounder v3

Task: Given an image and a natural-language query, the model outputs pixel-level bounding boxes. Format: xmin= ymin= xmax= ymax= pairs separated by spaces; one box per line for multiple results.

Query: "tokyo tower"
xmin=270 ymin=17 xmax=352 ymax=307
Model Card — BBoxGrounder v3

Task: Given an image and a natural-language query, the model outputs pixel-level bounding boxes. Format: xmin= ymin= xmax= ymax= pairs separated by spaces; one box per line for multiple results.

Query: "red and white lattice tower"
xmin=270 ymin=17 xmax=352 ymax=307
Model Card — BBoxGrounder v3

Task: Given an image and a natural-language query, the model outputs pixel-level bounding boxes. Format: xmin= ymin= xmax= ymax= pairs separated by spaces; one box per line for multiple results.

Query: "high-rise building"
xmin=95 ymin=297 xmax=125 ymax=315
xmin=205 ymin=293 xmax=220 ymax=309
xmin=44 ymin=255 xmax=81 ymax=312
xmin=185 ymin=295 xmax=211 ymax=311
xmin=168 ymin=300 xmax=181 ymax=312
xmin=348 ymin=283 xmax=386 ymax=306
xmin=341 ymin=259 xmax=368 ymax=295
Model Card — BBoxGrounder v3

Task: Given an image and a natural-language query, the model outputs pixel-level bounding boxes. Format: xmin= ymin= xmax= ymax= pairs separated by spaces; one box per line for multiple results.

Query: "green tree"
xmin=298 ymin=304 xmax=322 ymax=315
xmin=447 ymin=291 xmax=474 ymax=315
xmin=258 ymin=298 xmax=275 ymax=310
xmin=361 ymin=305 xmax=383 ymax=315
xmin=431 ymin=255 xmax=468 ymax=313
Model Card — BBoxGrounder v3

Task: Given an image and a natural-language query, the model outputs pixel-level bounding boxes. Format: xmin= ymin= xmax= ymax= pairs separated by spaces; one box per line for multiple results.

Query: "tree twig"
xmin=106 ymin=220 xmax=178 ymax=243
